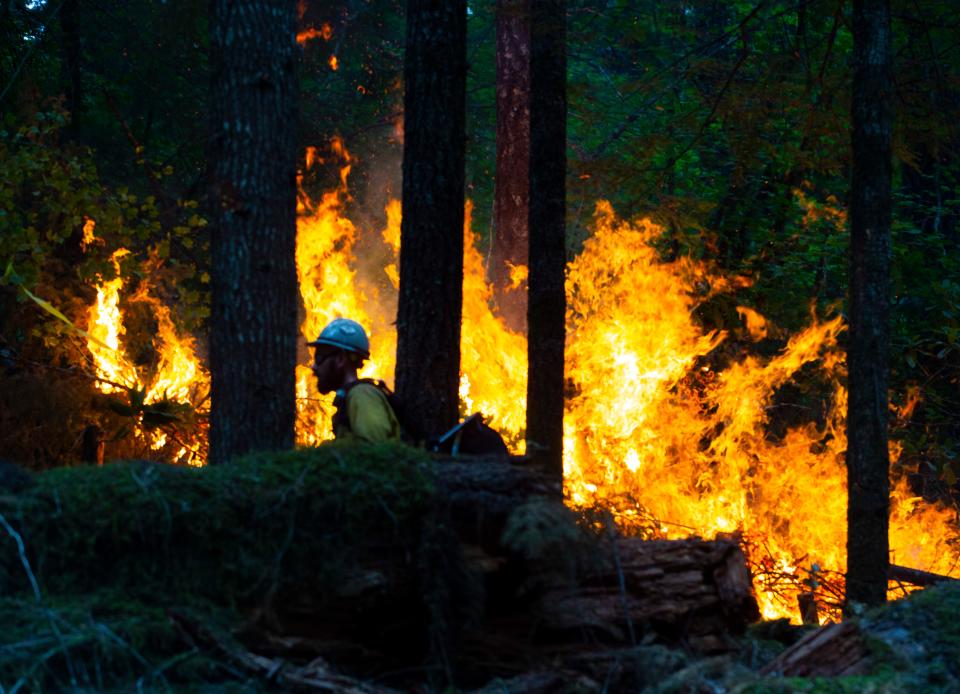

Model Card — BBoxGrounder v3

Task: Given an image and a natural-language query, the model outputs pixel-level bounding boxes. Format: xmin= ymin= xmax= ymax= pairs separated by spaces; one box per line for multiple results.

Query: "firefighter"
xmin=309 ymin=318 xmax=401 ymax=443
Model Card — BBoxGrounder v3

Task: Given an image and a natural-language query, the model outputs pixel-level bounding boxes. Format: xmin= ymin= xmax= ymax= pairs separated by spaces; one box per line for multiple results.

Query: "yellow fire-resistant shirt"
xmin=333 ymin=382 xmax=402 ymax=444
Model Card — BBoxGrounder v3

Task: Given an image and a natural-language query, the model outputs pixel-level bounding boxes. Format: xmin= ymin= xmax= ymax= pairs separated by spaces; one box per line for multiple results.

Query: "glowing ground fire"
xmin=85 ymin=143 xmax=960 ymax=624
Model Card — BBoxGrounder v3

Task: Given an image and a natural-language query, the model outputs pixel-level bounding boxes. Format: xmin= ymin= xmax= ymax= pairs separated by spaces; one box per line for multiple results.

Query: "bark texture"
xmin=846 ymin=0 xmax=892 ymax=608
xmin=536 ymin=536 xmax=759 ymax=653
xmin=526 ymin=0 xmax=566 ymax=478
xmin=491 ymin=0 xmax=530 ymax=330
xmin=761 ymin=622 xmax=871 ymax=677
xmin=395 ymin=0 xmax=467 ymax=437
xmin=208 ymin=0 xmax=299 ymax=464
xmin=60 ymin=0 xmax=83 ymax=137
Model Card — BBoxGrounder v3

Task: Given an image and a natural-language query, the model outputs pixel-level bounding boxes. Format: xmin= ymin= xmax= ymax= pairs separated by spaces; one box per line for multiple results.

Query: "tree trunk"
xmin=395 ymin=0 xmax=467 ymax=438
xmin=59 ymin=0 xmax=83 ymax=138
xmin=207 ymin=0 xmax=299 ymax=465
xmin=846 ymin=0 xmax=892 ymax=608
xmin=526 ymin=0 xmax=566 ymax=478
xmin=490 ymin=0 xmax=530 ymax=331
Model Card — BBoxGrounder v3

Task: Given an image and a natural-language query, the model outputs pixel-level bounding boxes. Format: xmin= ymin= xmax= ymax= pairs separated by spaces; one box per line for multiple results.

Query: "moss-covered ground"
xmin=1 ymin=444 xmax=958 ymax=692
xmin=0 ymin=442 xmax=436 ymax=691
xmin=636 ymin=581 xmax=960 ymax=693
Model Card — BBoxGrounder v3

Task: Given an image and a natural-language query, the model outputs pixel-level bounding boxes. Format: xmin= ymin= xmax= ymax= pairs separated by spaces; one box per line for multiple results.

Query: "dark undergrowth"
xmin=1 ymin=444 xmax=958 ymax=692
xmin=0 ymin=442 xmax=437 ymax=691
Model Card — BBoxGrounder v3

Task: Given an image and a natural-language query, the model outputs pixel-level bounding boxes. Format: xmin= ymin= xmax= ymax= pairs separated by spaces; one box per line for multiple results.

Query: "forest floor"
xmin=0 ymin=445 xmax=957 ymax=692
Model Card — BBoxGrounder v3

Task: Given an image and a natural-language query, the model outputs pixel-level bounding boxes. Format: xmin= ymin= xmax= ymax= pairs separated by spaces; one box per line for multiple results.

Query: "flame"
xmin=460 ymin=202 xmax=527 ymax=446
xmin=80 ymin=139 xmax=959 ymax=624
xmin=86 ymin=248 xmax=208 ymax=464
xmin=737 ymin=305 xmax=769 ymax=341
xmin=87 ymin=249 xmax=138 ymax=392
xmin=559 ymin=202 xmax=960 ymax=622
xmin=81 ymin=216 xmax=98 ymax=250
xmin=291 ymin=158 xmax=959 ymax=622
xmin=294 ymin=140 xmax=395 ymax=444
xmin=297 ymin=22 xmax=333 ymax=46
xmin=507 ymin=261 xmax=528 ymax=291
xmin=329 ymin=55 xmax=338 ymax=71
xmin=304 ymin=146 xmax=318 ymax=170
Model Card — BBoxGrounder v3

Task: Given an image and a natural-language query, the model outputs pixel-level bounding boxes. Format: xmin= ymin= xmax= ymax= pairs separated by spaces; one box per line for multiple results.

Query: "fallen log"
xmin=265 ymin=463 xmax=759 ymax=673
xmin=889 ymin=563 xmax=960 ymax=587
xmin=432 ymin=457 xmax=561 ymax=549
xmin=534 ymin=536 xmax=761 ymax=653
xmin=760 ymin=621 xmax=870 ymax=677
xmin=169 ymin=610 xmax=397 ymax=693
xmin=4 ymin=450 xmax=760 ymax=689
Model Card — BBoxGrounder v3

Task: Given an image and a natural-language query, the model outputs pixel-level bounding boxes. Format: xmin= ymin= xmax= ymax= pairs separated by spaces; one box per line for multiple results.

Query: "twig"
xmin=588 ymin=0 xmax=774 ymax=160
xmin=0 ymin=513 xmax=80 ymax=691
xmin=95 ymin=622 xmax=152 ymax=669
xmin=0 ymin=635 xmax=59 ymax=653
xmin=0 ymin=0 xmax=68 ymax=105
xmin=167 ymin=610 xmax=394 ymax=692
xmin=136 ymin=647 xmax=199 ymax=690
xmin=5 ymin=351 xmax=136 ymax=394
xmin=603 ymin=512 xmax=637 ymax=647
xmin=101 ymin=88 xmax=177 ymax=222
xmin=888 ymin=563 xmax=960 ymax=587
xmin=10 ymin=638 xmax=84 ymax=694
xmin=0 ymin=514 xmax=42 ymax=604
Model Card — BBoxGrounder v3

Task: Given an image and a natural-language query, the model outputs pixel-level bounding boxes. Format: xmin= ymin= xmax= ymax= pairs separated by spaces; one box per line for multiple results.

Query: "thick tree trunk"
xmin=491 ymin=0 xmax=530 ymax=331
xmin=395 ymin=0 xmax=467 ymax=438
xmin=59 ymin=0 xmax=82 ymax=138
xmin=846 ymin=0 xmax=892 ymax=608
xmin=526 ymin=0 xmax=566 ymax=478
xmin=207 ymin=0 xmax=299 ymax=465
xmin=48 ymin=0 xmax=88 ymax=273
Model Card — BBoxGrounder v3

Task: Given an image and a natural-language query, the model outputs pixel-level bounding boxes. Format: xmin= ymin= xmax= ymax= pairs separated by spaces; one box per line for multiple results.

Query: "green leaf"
xmin=942 ymin=464 xmax=958 ymax=487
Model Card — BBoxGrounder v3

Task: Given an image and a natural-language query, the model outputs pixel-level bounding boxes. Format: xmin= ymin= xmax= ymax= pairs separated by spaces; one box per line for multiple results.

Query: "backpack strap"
xmin=332 ymin=378 xmax=393 ymax=437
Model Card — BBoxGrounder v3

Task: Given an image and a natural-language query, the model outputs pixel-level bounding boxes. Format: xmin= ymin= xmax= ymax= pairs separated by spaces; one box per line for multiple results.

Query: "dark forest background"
xmin=1 ymin=0 xmax=959 ymax=489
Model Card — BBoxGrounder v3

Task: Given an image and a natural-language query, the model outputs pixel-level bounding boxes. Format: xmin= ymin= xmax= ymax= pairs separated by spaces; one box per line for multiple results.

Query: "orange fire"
xmin=290 ymin=154 xmax=960 ymax=621
xmin=297 ymin=22 xmax=333 ymax=46
xmin=83 ymin=141 xmax=960 ymax=624
xmin=86 ymin=249 xmax=208 ymax=465
xmin=294 ymin=145 xmax=527 ymax=448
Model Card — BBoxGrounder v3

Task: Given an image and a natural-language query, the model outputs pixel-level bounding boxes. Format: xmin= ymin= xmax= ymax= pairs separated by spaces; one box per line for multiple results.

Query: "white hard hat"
xmin=308 ymin=318 xmax=370 ymax=358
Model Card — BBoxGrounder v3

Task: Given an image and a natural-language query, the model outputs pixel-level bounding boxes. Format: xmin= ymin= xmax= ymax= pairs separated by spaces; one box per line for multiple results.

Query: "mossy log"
xmin=0 ymin=446 xmax=760 ymax=690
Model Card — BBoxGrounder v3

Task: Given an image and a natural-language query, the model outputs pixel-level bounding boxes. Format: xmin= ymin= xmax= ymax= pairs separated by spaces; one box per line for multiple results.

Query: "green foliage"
xmin=0 ymin=593 xmax=231 ymax=692
xmin=0 ymin=443 xmax=459 ymax=691
xmin=1 ymin=443 xmax=434 ymax=602
xmin=0 ymin=110 xmax=151 ymax=298
xmin=0 ymin=107 xmax=209 ymax=467
xmin=3 ymin=0 xmax=960 ymax=482
xmin=503 ymin=495 xmax=591 ymax=564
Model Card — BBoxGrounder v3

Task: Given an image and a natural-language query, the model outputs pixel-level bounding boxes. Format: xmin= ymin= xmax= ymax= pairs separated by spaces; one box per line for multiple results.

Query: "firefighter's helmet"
xmin=308 ymin=318 xmax=370 ymax=359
